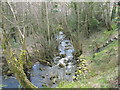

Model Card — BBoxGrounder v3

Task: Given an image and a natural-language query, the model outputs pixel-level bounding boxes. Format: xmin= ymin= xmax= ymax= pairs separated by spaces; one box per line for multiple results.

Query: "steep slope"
xmin=58 ymin=28 xmax=119 ymax=88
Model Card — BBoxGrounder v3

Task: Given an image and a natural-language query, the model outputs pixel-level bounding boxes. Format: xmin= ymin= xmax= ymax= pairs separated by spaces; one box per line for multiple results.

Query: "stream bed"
xmin=30 ymin=31 xmax=76 ymax=88
xmin=2 ymin=31 xmax=76 ymax=88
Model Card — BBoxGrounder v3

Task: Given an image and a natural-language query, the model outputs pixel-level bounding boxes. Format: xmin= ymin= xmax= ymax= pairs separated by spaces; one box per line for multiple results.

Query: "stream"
xmin=30 ymin=31 xmax=76 ymax=88
xmin=2 ymin=31 xmax=76 ymax=88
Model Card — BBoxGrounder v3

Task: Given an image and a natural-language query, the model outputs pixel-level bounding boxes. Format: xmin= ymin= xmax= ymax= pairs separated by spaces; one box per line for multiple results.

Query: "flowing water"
xmin=30 ymin=31 xmax=76 ymax=88
xmin=2 ymin=31 xmax=76 ymax=88
xmin=1 ymin=76 xmax=20 ymax=88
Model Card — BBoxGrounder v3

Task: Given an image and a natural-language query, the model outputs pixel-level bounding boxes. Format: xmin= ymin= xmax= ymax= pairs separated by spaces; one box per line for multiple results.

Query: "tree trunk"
xmin=111 ymin=2 xmax=117 ymax=20
xmin=4 ymin=47 xmax=38 ymax=89
xmin=117 ymin=1 xmax=120 ymax=30
xmin=2 ymin=16 xmax=38 ymax=89
xmin=106 ymin=2 xmax=113 ymax=31
xmin=45 ymin=2 xmax=50 ymax=47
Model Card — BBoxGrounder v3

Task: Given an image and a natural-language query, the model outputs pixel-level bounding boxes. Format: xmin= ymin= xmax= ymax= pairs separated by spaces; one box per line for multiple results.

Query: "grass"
xmin=0 ymin=84 xmax=7 ymax=88
xmin=57 ymin=27 xmax=118 ymax=88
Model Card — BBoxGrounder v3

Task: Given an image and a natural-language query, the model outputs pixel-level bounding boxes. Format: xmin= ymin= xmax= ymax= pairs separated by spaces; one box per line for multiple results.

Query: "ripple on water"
xmin=30 ymin=31 xmax=76 ymax=88
xmin=2 ymin=76 xmax=20 ymax=88
xmin=2 ymin=31 xmax=76 ymax=88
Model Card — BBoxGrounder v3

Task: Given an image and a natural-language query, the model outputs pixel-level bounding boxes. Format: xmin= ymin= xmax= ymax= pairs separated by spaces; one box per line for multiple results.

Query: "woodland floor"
xmin=57 ymin=27 xmax=119 ymax=88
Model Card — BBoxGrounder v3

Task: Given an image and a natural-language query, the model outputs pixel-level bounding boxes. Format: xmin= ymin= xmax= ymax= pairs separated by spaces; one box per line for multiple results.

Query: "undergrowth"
xmin=57 ymin=28 xmax=118 ymax=88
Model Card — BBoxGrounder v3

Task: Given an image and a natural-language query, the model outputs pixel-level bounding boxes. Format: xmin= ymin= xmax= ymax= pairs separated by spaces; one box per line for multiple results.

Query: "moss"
xmin=39 ymin=68 xmax=43 ymax=71
xmin=0 ymin=84 xmax=7 ymax=88
xmin=59 ymin=63 xmax=65 ymax=68
xmin=41 ymin=75 xmax=45 ymax=78
xmin=58 ymin=67 xmax=118 ymax=88
xmin=58 ymin=29 xmax=118 ymax=88
xmin=42 ymin=84 xmax=47 ymax=87
xmin=66 ymin=73 xmax=71 ymax=75
xmin=3 ymin=45 xmax=38 ymax=88
xmin=59 ymin=54 xmax=66 ymax=58
xmin=56 ymin=25 xmax=64 ymax=31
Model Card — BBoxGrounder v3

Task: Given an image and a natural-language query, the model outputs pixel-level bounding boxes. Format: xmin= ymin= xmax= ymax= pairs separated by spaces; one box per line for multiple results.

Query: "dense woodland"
xmin=0 ymin=1 xmax=120 ymax=89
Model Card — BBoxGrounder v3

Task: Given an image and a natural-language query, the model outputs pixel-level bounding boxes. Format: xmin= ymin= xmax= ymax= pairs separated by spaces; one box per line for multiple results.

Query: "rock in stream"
xmin=30 ymin=31 xmax=76 ymax=88
xmin=2 ymin=31 xmax=76 ymax=88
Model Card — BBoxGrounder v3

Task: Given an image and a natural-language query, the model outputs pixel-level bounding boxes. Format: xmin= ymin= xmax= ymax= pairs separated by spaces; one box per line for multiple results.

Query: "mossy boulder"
xmin=41 ymin=75 xmax=45 ymax=78
xmin=39 ymin=68 xmax=42 ymax=71
xmin=59 ymin=54 xmax=66 ymax=58
xmin=59 ymin=63 xmax=65 ymax=68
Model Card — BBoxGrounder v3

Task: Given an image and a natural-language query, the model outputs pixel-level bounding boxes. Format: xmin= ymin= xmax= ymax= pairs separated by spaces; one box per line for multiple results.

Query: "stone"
xmin=65 ymin=41 xmax=69 ymax=44
xmin=52 ymin=78 xmax=57 ymax=84
xmin=110 ymin=38 xmax=114 ymax=42
xmin=114 ymin=36 xmax=118 ymax=40
xmin=59 ymin=63 xmax=65 ymax=68
xmin=76 ymin=59 xmax=80 ymax=63
xmin=78 ymin=67 xmax=82 ymax=70
xmin=50 ymin=76 xmax=55 ymax=80
xmin=103 ymin=44 xmax=106 ymax=47
xmin=42 ymin=75 xmax=45 ymax=78
xmin=75 ymin=70 xmax=77 ymax=72
xmin=54 ymin=75 xmax=58 ymax=78
xmin=75 ymin=74 xmax=77 ymax=76
xmin=6 ymin=70 xmax=13 ymax=76
xmin=42 ymin=84 xmax=47 ymax=87
xmin=65 ymin=48 xmax=70 ymax=50
xmin=60 ymin=54 xmax=66 ymax=58
xmin=66 ymin=73 xmax=71 ymax=75
xmin=50 ymin=77 xmax=53 ymax=80
xmin=73 ymin=77 xmax=78 ymax=81
xmin=66 ymin=63 xmax=68 ymax=66
xmin=52 ymin=82 xmax=55 ymax=84
xmin=65 ymin=44 xmax=71 ymax=47
xmin=39 ymin=68 xmax=42 ymax=71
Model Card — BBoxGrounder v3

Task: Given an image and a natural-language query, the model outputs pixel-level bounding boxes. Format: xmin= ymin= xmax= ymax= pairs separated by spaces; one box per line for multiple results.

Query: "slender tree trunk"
xmin=77 ymin=3 xmax=80 ymax=33
xmin=111 ymin=2 xmax=117 ymax=20
xmin=105 ymin=2 xmax=113 ymax=31
xmin=117 ymin=1 xmax=120 ymax=30
xmin=74 ymin=2 xmax=78 ymax=31
xmin=45 ymin=2 xmax=50 ymax=47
